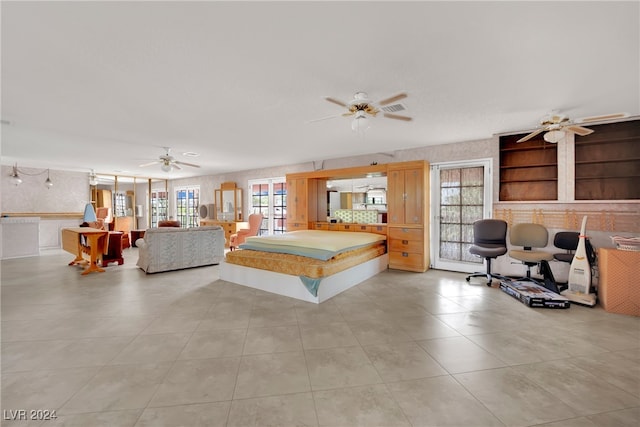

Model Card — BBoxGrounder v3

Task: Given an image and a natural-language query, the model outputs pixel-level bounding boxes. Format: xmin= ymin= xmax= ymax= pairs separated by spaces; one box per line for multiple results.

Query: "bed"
xmin=219 ymin=230 xmax=388 ymax=303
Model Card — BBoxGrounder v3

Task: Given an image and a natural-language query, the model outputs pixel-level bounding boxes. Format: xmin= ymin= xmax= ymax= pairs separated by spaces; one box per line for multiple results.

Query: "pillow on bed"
xmin=239 ymin=230 xmax=386 ymax=261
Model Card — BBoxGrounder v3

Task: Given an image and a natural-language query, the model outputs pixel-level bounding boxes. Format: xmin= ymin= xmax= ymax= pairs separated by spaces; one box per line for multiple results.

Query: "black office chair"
xmin=466 ymin=219 xmax=509 ymax=286
xmin=509 ymin=223 xmax=554 ymax=284
xmin=553 ymin=231 xmax=580 ymax=263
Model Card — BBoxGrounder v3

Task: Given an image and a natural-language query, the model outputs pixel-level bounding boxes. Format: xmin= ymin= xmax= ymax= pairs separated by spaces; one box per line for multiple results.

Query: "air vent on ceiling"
xmin=380 ymin=103 xmax=407 ymax=113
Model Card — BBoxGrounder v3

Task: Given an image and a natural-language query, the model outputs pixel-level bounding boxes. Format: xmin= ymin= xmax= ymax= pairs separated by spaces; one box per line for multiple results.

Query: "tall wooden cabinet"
xmin=286 ymin=177 xmax=326 ymax=231
xmin=387 ymin=161 xmax=430 ymax=272
xmin=285 ymin=161 xmax=430 ymax=273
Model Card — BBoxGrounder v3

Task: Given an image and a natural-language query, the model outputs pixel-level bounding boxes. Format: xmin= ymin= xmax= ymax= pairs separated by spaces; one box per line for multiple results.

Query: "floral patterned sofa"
xmin=136 ymin=226 xmax=225 ymax=273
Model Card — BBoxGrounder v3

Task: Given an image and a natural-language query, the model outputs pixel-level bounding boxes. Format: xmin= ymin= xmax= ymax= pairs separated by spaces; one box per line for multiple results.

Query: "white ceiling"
xmin=2 ymin=1 xmax=639 ymax=179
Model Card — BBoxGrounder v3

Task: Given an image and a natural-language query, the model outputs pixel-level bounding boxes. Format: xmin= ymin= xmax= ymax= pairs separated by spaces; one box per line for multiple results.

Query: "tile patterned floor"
xmin=1 ymin=248 xmax=639 ymax=426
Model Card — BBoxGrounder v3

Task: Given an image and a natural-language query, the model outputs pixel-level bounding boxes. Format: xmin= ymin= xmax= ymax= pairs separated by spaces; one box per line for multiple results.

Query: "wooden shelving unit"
xmin=499 ymin=134 xmax=558 ymax=201
xmin=575 ymin=120 xmax=640 ymax=200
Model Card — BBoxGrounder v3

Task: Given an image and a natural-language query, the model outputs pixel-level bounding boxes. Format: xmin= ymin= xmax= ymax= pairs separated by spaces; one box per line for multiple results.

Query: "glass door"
xmin=430 ymin=159 xmax=492 ymax=273
xmin=248 ymin=177 xmax=286 ymax=235
xmin=175 ymin=186 xmax=200 ymax=228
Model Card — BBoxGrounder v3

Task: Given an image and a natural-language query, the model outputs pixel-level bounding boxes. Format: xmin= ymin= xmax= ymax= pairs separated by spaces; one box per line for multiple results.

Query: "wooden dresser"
xmin=201 ymin=220 xmax=247 ymax=247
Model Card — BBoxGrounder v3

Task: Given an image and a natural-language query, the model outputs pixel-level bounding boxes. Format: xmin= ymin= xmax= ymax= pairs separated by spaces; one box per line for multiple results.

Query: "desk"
xmin=61 ymin=227 xmax=109 ymax=275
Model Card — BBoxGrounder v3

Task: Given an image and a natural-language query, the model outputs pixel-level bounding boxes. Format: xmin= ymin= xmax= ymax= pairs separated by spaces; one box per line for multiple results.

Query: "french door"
xmin=174 ymin=186 xmax=200 ymax=228
xmin=247 ymin=177 xmax=286 ymax=235
xmin=430 ymin=159 xmax=492 ymax=273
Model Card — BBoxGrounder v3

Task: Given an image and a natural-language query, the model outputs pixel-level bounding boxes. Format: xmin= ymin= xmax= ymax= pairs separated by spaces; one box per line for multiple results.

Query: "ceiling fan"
xmin=310 ymin=91 xmax=412 ymax=132
xmin=139 ymin=147 xmax=200 ymax=172
xmin=517 ymin=112 xmax=628 ymax=143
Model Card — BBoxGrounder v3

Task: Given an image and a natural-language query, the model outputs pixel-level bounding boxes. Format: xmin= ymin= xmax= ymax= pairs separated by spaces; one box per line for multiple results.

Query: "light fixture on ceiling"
xmin=161 ymin=162 xmax=173 ymax=172
xmin=543 ymin=129 xmax=565 ymax=143
xmin=7 ymin=163 xmax=53 ymax=188
xmin=89 ymin=169 xmax=98 ymax=186
xmin=351 ymin=110 xmax=370 ymax=133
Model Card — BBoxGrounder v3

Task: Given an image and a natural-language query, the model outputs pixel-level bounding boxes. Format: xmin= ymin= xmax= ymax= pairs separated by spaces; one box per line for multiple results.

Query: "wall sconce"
xmin=8 ymin=163 xmax=53 ymax=189
xmin=9 ymin=164 xmax=22 ymax=186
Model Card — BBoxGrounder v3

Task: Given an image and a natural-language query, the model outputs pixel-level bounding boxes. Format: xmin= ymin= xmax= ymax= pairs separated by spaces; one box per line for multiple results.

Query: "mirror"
xmin=215 ymin=182 xmax=243 ymax=222
xmin=326 ymin=176 xmax=387 ymax=224
xmin=91 ymin=174 xmax=167 ymax=229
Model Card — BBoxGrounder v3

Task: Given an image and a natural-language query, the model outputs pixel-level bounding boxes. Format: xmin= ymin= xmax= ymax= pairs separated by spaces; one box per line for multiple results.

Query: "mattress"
xmin=224 ymin=241 xmax=387 ymax=279
xmin=240 ymin=230 xmax=387 ymax=260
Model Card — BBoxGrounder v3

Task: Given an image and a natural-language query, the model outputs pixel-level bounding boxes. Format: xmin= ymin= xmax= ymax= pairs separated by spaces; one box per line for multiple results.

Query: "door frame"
xmin=430 ymin=158 xmax=493 ymax=273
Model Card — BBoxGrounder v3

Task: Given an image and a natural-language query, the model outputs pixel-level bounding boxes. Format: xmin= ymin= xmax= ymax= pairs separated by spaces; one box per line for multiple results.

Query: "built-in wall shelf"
xmin=499 ymin=134 xmax=558 ymax=201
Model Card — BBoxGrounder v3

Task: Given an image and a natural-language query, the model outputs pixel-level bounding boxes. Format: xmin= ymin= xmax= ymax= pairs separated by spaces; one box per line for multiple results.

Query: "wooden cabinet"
xmin=387 ymin=161 xmax=429 ymax=272
xmin=388 ymin=226 xmax=427 ymax=272
xmin=286 ymin=178 xmax=326 ymax=231
xmin=286 ymin=161 xmax=429 ymax=273
xmin=114 ymin=216 xmax=133 ymax=234
xmin=96 ymin=189 xmax=112 ymax=209
xmin=202 ymin=220 xmax=248 ymax=248
xmin=286 ymin=177 xmax=308 ymax=230
xmin=387 ymin=165 xmax=425 ymax=225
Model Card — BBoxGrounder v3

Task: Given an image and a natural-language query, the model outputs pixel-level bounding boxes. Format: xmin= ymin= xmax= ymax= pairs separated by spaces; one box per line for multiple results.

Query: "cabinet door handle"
xmin=402 ymin=252 xmax=409 ymax=257
xmin=402 ymin=240 xmax=408 ymax=245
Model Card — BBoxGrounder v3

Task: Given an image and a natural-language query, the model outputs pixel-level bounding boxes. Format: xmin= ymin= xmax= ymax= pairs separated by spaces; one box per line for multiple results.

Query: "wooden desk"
xmin=61 ymin=227 xmax=109 ymax=275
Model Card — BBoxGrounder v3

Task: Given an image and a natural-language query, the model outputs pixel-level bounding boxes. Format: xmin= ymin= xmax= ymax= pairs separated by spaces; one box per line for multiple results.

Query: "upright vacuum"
xmin=561 ymin=216 xmax=597 ymax=306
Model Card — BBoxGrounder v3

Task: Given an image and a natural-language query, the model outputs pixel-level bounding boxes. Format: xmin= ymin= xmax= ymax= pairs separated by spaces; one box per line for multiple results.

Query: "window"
xmin=175 ymin=186 xmax=200 ymax=228
xmin=248 ymin=177 xmax=286 ymax=235
xmin=150 ymin=191 xmax=168 ymax=227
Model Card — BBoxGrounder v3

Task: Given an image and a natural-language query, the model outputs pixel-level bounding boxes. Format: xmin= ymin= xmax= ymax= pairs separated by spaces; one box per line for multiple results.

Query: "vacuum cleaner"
xmin=561 ymin=216 xmax=597 ymax=307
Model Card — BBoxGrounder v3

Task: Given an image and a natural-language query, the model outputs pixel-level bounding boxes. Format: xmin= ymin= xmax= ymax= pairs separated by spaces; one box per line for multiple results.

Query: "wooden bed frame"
xmin=219 ymin=253 xmax=388 ymax=304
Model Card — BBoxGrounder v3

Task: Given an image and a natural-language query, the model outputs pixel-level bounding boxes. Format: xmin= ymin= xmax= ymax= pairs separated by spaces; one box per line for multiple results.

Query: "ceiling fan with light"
xmin=139 ymin=147 xmax=200 ymax=172
xmin=309 ymin=92 xmax=412 ymax=132
xmin=516 ymin=112 xmax=628 ymax=143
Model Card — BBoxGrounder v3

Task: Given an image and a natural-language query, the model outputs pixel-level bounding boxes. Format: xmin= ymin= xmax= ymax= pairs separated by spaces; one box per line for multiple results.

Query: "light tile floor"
xmin=1 ymin=248 xmax=639 ymax=426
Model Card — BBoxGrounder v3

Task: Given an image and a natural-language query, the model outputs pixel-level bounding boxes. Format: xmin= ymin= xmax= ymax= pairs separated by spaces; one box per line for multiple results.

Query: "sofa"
xmin=136 ymin=226 xmax=225 ymax=273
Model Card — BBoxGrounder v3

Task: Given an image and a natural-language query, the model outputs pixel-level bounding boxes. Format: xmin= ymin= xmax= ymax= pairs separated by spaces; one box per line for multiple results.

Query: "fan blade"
xmin=139 ymin=161 xmax=160 ymax=167
xmin=383 ymin=113 xmax=412 ymax=121
xmin=306 ymin=114 xmax=342 ymax=123
xmin=174 ymin=161 xmax=200 ymax=168
xmin=516 ymin=128 xmax=544 ymax=143
xmin=172 ymin=163 xmax=182 ymax=170
xmin=325 ymin=97 xmax=347 ymax=107
xmin=577 ymin=112 xmax=627 ymax=123
xmin=378 ymin=92 xmax=407 ymax=106
xmin=566 ymin=125 xmax=594 ymax=136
